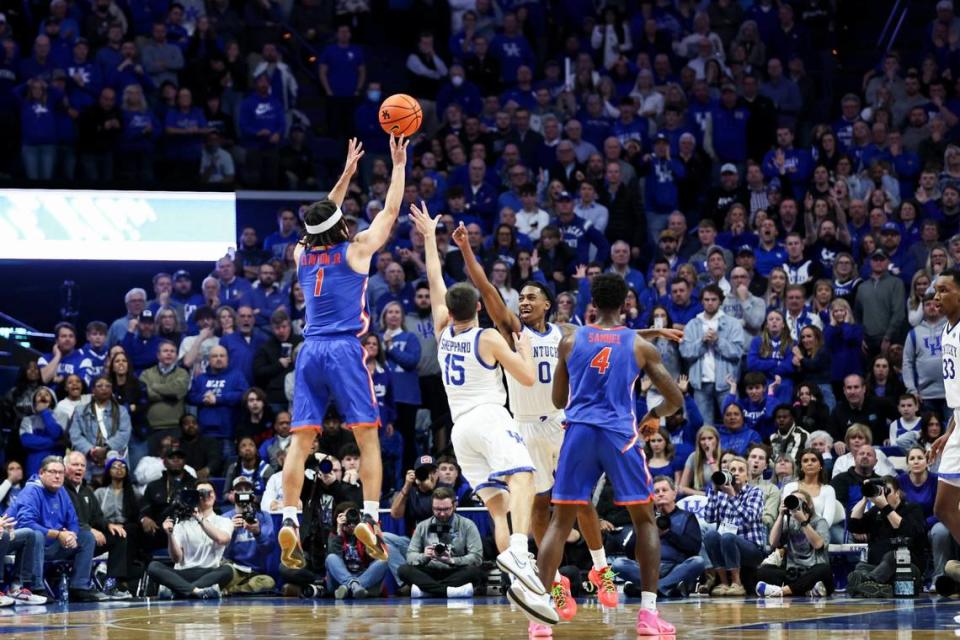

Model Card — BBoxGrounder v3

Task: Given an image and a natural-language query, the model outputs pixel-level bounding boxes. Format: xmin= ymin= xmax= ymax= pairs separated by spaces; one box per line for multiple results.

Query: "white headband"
xmin=304 ymin=207 xmax=343 ymax=234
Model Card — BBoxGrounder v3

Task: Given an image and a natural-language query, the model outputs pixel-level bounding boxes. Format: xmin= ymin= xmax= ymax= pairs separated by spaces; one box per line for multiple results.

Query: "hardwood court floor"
xmin=0 ymin=595 xmax=958 ymax=639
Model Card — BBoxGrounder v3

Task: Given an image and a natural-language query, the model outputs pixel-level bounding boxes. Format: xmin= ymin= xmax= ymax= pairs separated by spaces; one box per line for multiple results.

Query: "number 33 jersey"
xmin=944 ymin=322 xmax=960 ymax=409
xmin=437 ymin=326 xmax=507 ymax=422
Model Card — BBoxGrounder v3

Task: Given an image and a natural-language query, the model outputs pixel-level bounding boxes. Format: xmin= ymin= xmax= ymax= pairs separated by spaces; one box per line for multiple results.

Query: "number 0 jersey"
xmin=298 ymin=242 xmax=370 ymax=338
xmin=944 ymin=321 xmax=960 ymax=409
xmin=506 ymin=323 xmax=563 ymax=421
xmin=437 ymin=326 xmax=507 ymax=422
xmin=564 ymin=325 xmax=640 ymax=447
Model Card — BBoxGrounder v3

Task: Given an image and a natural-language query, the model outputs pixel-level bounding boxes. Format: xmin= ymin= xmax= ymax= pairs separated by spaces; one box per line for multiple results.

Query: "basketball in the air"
xmin=378 ymin=94 xmax=422 ymax=136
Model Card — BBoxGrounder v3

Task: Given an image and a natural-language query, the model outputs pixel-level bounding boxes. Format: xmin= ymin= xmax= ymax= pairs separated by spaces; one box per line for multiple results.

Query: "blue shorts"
xmin=291 ymin=336 xmax=380 ymax=432
xmin=551 ymin=422 xmax=653 ymax=506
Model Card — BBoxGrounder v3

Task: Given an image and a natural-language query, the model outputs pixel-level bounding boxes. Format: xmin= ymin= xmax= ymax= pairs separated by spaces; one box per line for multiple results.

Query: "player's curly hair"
xmin=590 ymin=273 xmax=628 ymax=312
xmin=299 ymin=199 xmax=348 ymax=248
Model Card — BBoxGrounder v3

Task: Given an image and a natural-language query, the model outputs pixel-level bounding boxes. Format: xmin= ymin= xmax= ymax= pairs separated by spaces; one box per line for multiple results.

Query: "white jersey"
xmin=944 ymin=321 xmax=960 ymax=409
xmin=506 ymin=323 xmax=564 ymax=420
xmin=437 ymin=326 xmax=507 ymax=422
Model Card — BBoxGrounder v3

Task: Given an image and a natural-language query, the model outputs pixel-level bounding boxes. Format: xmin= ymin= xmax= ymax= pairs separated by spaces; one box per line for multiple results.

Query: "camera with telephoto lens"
xmin=783 ymin=494 xmax=809 ymax=514
xmin=171 ymin=489 xmax=201 ymax=522
xmin=344 ymin=508 xmax=361 ymax=526
xmin=712 ymin=470 xmax=734 ymax=486
xmin=428 ymin=520 xmax=452 ymax=556
xmin=862 ymin=479 xmax=891 ymax=499
xmin=235 ymin=492 xmax=258 ymax=524
xmin=318 ymin=458 xmax=334 ymax=474
xmin=433 ymin=543 xmax=448 ymax=556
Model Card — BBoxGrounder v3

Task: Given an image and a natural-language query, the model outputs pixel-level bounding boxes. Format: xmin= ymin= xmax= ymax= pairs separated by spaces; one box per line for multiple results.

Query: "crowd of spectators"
xmin=4 ymin=0 xmax=960 ymax=607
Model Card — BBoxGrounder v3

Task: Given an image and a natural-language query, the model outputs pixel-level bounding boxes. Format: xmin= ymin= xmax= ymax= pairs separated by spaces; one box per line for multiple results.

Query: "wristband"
xmin=880 ymin=505 xmax=894 ymax=518
xmin=799 ymin=519 xmax=811 ymax=528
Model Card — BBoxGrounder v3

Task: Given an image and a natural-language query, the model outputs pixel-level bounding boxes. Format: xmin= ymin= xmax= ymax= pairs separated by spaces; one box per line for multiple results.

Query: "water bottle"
xmin=892 ymin=537 xmax=916 ymax=597
xmin=59 ymin=573 xmax=70 ymax=605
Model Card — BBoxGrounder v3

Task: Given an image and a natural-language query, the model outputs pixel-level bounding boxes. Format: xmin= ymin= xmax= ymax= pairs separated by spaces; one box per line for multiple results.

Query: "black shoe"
xmin=855 ymin=580 xmax=893 ymax=599
xmin=69 ymin=588 xmax=110 ymax=602
xmin=936 ymin=575 xmax=960 ymax=598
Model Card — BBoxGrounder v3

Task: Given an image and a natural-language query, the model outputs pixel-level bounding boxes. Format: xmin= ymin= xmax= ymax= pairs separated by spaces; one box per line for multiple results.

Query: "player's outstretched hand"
xmin=410 ymin=200 xmax=438 ymax=236
xmin=451 ymin=222 xmax=469 ymax=249
xmin=390 ymin=133 xmax=408 ymax=165
xmin=344 ymin=137 xmax=364 ymax=174
xmin=637 ymin=327 xmax=684 ymax=343
xmin=639 ymin=412 xmax=659 ymax=441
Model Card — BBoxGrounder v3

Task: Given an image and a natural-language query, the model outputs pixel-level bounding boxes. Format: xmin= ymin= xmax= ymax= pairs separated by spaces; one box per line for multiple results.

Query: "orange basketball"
xmin=379 ymin=94 xmax=422 ymax=137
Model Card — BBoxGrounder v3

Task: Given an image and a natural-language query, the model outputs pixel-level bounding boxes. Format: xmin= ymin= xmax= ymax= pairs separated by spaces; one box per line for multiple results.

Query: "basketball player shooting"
xmin=448 ymin=222 xmax=683 ymax=623
xmin=410 ymin=202 xmax=559 ymax=625
xmin=537 ymin=273 xmax=683 ymax=636
xmin=278 ymin=134 xmax=409 ymax=569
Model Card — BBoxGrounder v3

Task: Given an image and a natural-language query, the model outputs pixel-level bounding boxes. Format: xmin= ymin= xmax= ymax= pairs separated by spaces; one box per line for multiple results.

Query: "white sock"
xmin=554 ymin=571 xmax=563 ymax=583
xmin=363 ymin=501 xmax=379 ymax=522
xmin=589 ymin=547 xmax=608 ymax=571
xmin=640 ymin=591 xmax=657 ymax=612
xmin=509 ymin=533 xmax=528 ymax=555
xmin=282 ymin=507 xmax=299 ymax=525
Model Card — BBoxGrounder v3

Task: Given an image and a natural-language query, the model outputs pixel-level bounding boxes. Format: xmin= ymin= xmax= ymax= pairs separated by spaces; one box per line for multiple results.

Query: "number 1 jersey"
xmin=437 ymin=326 xmax=507 ymax=422
xmin=298 ymin=242 xmax=370 ymax=338
xmin=565 ymin=325 xmax=640 ymax=446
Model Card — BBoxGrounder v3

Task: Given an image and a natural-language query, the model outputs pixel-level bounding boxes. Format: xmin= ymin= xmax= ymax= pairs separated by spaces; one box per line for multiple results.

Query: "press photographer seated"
xmin=755 ymin=490 xmax=832 ymax=598
xmin=146 ymin=482 xmax=234 ymax=598
xmin=846 ymin=476 xmax=927 ymax=598
xmin=701 ymin=456 xmax=766 ymax=596
xmin=397 ymin=487 xmax=484 ymax=598
xmin=222 ymin=477 xmax=276 ymax=595
xmin=325 ymin=502 xmax=388 ymax=599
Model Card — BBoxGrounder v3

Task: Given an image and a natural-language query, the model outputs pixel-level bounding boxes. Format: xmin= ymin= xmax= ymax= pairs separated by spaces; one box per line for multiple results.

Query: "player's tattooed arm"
xmin=451 ymin=222 xmax=521 ymax=341
xmin=327 ymin=137 xmax=365 ymax=207
xmin=637 ymin=339 xmax=683 ymax=419
xmin=552 ymin=332 xmax=574 ymax=409
xmin=409 ymin=201 xmax=450 ymax=336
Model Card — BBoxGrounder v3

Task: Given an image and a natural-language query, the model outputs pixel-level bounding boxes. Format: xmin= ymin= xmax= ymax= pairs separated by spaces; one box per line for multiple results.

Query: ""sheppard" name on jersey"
xmin=440 ymin=339 xmax=472 ymax=354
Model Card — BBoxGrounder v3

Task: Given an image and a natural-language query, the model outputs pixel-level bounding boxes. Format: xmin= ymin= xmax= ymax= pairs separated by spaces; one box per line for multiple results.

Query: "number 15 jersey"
xmin=437 ymin=326 xmax=507 ymax=422
xmin=943 ymin=322 xmax=960 ymax=409
xmin=565 ymin=325 xmax=640 ymax=446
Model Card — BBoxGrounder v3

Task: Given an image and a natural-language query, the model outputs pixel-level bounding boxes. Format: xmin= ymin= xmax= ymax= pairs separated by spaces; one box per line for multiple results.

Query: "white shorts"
xmin=939 ymin=408 xmax=960 ymax=487
xmin=517 ymin=414 xmax=565 ymax=494
xmin=451 ymin=404 xmax=536 ymax=495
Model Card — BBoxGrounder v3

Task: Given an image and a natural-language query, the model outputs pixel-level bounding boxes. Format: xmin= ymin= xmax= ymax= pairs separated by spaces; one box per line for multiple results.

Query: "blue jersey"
xmin=298 ymin=242 xmax=370 ymax=338
xmin=565 ymin=325 xmax=640 ymax=448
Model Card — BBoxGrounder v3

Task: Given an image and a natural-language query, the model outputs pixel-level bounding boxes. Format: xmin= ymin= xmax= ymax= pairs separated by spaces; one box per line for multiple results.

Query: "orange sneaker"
xmin=355 ymin=514 xmax=389 ymax=561
xmin=278 ymin=518 xmax=305 ymax=569
xmin=588 ymin=566 xmax=619 ymax=608
xmin=550 ymin=581 xmax=577 ymax=621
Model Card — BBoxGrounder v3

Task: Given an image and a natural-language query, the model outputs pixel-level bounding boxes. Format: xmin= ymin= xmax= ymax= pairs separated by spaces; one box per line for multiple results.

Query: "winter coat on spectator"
xmin=829 ymin=396 xmax=896 ymax=446
xmin=187 ymin=367 xmax=248 ymax=439
xmin=254 ymin=334 xmax=303 ymax=405
xmin=68 ymin=399 xmax=131 ymax=457
xmin=903 ymin=317 xmax=947 ymax=400
xmin=678 ymin=311 xmax=745 ymax=394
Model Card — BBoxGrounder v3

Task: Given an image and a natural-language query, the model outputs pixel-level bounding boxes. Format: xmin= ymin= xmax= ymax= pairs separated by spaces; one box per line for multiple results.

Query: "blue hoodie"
xmin=220 ymin=331 xmax=269 ymax=386
xmin=384 ymin=330 xmax=422 ymax=405
xmin=6 ymin=480 xmax=79 ymax=541
xmin=20 ymin=408 xmax=65 ymax=478
xmin=121 ymin=330 xmax=162 ymax=373
xmin=187 ymin=367 xmax=248 ymax=439
xmin=238 ymin=92 xmax=285 ymax=149
xmin=722 ymin=393 xmax=776 ymax=442
xmin=222 ymin=508 xmax=275 ymax=572
xmin=717 ymin=422 xmax=763 ymax=457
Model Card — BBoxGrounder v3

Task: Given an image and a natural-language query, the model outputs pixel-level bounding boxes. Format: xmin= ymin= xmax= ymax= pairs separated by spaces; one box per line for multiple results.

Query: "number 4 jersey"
xmin=565 ymin=325 xmax=640 ymax=447
xmin=437 ymin=326 xmax=508 ymax=421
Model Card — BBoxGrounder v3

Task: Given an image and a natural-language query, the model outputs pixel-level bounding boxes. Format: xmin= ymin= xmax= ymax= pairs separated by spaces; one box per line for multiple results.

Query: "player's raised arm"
xmin=353 ymin=134 xmax=408 ymax=255
xmin=551 ymin=332 xmax=574 ymax=409
xmin=482 ymin=328 xmax=536 ymax=386
xmin=635 ymin=338 xmax=683 ymax=437
xmin=409 ymin=201 xmax=450 ymax=335
xmin=327 ymin=137 xmax=365 ymax=207
xmin=451 ymin=222 xmax=521 ymax=339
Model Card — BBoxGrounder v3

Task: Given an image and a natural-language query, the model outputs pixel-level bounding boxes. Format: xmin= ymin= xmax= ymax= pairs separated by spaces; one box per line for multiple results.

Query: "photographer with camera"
xmin=830 ymin=442 xmax=882 ymax=543
xmin=146 ymin=481 xmax=234 ymax=598
xmin=222 ymin=477 xmax=276 ymax=595
xmin=279 ymin=453 xmax=362 ymax=598
xmin=755 ymin=490 xmax=832 ymax=598
xmin=139 ymin=446 xmax=197 ymax=552
xmin=325 ymin=501 xmax=388 ymax=599
xmin=846 ymin=476 xmax=927 ymax=598
xmin=398 ymin=487 xmax=484 ymax=598
xmin=701 ymin=456 xmax=766 ymax=596
xmin=612 ymin=476 xmax=705 ymax=598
